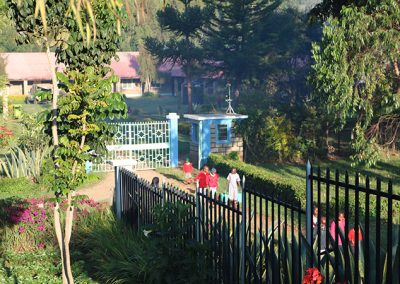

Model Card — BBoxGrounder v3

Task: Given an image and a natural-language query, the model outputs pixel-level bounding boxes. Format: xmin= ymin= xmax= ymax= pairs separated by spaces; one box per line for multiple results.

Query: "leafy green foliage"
xmin=6 ymin=0 xmax=69 ymax=48
xmin=309 ymin=0 xmax=367 ymax=22
xmin=204 ymin=0 xmax=282 ymax=92
xmin=0 ymin=145 xmax=51 ymax=181
xmin=310 ymin=0 xmax=400 ymax=166
xmin=39 ymin=67 xmax=126 ymax=196
xmin=56 ymin=0 xmax=123 ymax=75
xmin=17 ymin=113 xmax=50 ymax=152
xmin=145 ymin=0 xmax=211 ymax=112
xmin=237 ymin=107 xmax=303 ymax=162
xmin=73 ymin=203 xmax=212 ymax=284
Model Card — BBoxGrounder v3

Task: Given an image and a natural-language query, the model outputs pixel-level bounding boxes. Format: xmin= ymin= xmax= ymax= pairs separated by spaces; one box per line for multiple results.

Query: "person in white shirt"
xmin=227 ymin=168 xmax=240 ymax=205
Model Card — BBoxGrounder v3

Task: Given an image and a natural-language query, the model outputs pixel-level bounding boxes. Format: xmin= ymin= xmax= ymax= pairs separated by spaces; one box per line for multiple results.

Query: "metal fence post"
xmin=196 ymin=186 xmax=201 ymax=243
xmin=162 ymin=183 xmax=166 ymax=207
xmin=241 ymin=175 xmax=246 ymax=284
xmin=115 ymin=165 xmax=122 ymax=220
xmin=306 ymin=160 xmax=312 ymax=264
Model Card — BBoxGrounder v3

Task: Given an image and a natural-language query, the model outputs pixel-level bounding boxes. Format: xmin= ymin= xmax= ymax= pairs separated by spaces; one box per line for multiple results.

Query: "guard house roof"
xmin=183 ymin=114 xmax=248 ymax=121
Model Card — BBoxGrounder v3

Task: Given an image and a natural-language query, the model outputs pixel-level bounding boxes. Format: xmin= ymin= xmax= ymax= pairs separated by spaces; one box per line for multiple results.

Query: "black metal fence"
xmin=117 ymin=165 xmax=400 ymax=284
xmin=307 ymin=163 xmax=400 ymax=284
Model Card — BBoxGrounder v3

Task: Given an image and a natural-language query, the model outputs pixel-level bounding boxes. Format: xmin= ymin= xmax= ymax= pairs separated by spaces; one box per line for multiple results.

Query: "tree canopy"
xmin=204 ymin=0 xmax=282 ymax=96
xmin=310 ymin=0 xmax=400 ymax=166
xmin=145 ymin=0 xmax=211 ymax=112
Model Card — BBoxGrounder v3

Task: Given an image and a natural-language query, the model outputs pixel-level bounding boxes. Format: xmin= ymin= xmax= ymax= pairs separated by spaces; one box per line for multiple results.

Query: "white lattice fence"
xmin=92 ymin=120 xmax=171 ymax=172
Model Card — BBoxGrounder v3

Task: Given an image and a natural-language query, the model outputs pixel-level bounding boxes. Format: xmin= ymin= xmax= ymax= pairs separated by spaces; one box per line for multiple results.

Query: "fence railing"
xmin=307 ymin=162 xmax=400 ymax=284
xmin=117 ymin=164 xmax=400 ymax=284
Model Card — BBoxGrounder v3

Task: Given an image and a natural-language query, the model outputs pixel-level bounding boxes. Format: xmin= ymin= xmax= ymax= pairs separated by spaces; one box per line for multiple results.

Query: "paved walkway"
xmin=77 ymin=169 xmax=196 ymax=204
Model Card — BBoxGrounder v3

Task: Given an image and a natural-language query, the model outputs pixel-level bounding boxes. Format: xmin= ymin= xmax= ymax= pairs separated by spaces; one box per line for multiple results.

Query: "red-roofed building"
xmin=1 ymin=52 xmax=219 ymax=101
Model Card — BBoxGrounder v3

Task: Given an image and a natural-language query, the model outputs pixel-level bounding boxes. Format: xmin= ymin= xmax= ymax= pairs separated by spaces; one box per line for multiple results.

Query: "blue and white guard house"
xmin=183 ymin=113 xmax=248 ymax=169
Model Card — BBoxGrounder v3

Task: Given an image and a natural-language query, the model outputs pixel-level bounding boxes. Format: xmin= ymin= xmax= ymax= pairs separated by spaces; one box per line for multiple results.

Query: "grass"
xmin=21 ymin=103 xmax=49 ymax=115
xmin=77 ymin=172 xmax=107 ymax=190
xmin=125 ymin=96 xmax=182 ymax=120
xmin=0 ymin=178 xmax=50 ymax=200
xmin=257 ymin=156 xmax=400 ymax=193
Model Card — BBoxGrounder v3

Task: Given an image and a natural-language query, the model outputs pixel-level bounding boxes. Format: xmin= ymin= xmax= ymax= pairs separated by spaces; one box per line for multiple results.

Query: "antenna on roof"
xmin=225 ymin=83 xmax=235 ymax=114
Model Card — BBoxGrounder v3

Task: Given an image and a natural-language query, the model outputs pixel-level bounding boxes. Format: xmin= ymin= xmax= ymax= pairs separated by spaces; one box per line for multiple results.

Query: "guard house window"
xmin=217 ymin=124 xmax=228 ymax=142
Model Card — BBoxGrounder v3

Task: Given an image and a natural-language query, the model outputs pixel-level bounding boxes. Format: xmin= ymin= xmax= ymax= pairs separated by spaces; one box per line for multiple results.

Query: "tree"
xmin=309 ymin=0 xmax=367 ymax=22
xmin=145 ymin=0 xmax=210 ymax=113
xmin=204 ymin=0 xmax=282 ymax=99
xmin=0 ymin=52 xmax=7 ymax=118
xmin=7 ymin=1 xmax=126 ymax=283
xmin=310 ymin=0 xmax=400 ymax=166
xmin=134 ymin=0 xmax=162 ymax=92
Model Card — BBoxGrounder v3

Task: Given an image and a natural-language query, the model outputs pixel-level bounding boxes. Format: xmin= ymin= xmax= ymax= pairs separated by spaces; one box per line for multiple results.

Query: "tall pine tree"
xmin=204 ymin=0 xmax=282 ymax=98
xmin=145 ymin=0 xmax=211 ymax=113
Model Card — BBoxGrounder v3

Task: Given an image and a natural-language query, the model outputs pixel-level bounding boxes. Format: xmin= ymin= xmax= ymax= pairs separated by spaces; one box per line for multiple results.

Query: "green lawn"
xmin=125 ymin=96 xmax=183 ymax=120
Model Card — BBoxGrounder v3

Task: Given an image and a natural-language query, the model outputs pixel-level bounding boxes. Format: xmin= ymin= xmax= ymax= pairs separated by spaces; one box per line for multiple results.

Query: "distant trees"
xmin=204 ymin=0 xmax=282 ymax=98
xmin=145 ymin=0 xmax=211 ymax=113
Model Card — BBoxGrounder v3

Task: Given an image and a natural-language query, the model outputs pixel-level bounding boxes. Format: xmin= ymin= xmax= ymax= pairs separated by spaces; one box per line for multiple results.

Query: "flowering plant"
xmin=303 ymin=267 xmax=324 ymax=284
xmin=5 ymin=196 xmax=104 ymax=252
xmin=0 ymin=125 xmax=13 ymax=146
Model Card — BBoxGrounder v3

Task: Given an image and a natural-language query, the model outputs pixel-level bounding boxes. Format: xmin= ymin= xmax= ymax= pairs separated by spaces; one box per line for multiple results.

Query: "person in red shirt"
xmin=182 ymin=158 xmax=193 ymax=184
xmin=348 ymin=227 xmax=363 ymax=247
xmin=206 ymin=168 xmax=219 ymax=196
xmin=195 ymin=165 xmax=209 ymax=189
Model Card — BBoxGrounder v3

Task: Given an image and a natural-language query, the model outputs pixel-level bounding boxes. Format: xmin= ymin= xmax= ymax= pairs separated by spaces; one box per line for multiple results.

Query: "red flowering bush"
xmin=4 ymin=195 xmax=105 ymax=252
xmin=303 ymin=267 xmax=324 ymax=284
xmin=0 ymin=125 xmax=13 ymax=146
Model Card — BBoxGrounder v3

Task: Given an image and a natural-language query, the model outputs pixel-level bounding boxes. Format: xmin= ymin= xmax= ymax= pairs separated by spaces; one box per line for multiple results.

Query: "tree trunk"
xmin=145 ymin=76 xmax=151 ymax=93
xmin=187 ymin=77 xmax=193 ymax=113
xmin=46 ymin=45 xmax=74 ymax=283
xmin=394 ymin=60 xmax=400 ymax=95
xmin=46 ymin=45 xmax=59 ymax=149
xmin=325 ymin=122 xmax=330 ymax=157
xmin=2 ymin=86 xmax=8 ymax=119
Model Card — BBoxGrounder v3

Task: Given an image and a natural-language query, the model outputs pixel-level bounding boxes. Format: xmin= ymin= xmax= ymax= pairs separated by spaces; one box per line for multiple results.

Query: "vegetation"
xmin=145 ymin=0 xmax=211 ymax=113
xmin=204 ymin=0 xmax=282 ymax=98
xmin=310 ymin=0 xmax=400 ymax=167
xmin=7 ymin=1 xmax=127 ymax=283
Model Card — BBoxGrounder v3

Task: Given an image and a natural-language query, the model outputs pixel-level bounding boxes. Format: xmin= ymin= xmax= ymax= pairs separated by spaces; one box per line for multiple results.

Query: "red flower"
xmin=303 ymin=267 xmax=324 ymax=284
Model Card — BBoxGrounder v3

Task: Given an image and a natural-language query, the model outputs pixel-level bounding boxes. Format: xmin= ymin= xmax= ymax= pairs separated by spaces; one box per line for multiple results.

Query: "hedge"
xmin=208 ymin=154 xmax=305 ymax=206
xmin=208 ymin=154 xmax=399 ymax=219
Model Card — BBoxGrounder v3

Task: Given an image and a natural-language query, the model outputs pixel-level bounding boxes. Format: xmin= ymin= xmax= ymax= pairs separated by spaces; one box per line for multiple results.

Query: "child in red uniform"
xmin=207 ymin=168 xmax=219 ymax=196
xmin=182 ymin=158 xmax=193 ymax=184
xmin=195 ymin=165 xmax=209 ymax=189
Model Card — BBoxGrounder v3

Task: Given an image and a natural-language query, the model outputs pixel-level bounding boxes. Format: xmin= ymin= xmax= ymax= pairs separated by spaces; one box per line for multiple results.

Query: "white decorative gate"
xmin=92 ymin=120 xmax=171 ymax=172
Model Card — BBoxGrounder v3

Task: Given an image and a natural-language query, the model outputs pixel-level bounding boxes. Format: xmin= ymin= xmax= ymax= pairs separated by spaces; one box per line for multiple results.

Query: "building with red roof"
xmin=1 ymin=52 xmax=219 ymax=103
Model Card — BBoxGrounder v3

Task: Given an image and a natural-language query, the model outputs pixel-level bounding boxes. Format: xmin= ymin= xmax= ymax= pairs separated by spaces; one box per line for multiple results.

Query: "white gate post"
xmin=167 ymin=113 xmax=180 ymax=167
xmin=109 ymin=160 xmax=138 ymax=220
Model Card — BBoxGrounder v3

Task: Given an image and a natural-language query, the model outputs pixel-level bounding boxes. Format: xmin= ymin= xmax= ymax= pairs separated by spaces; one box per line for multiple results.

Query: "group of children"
xmin=313 ymin=207 xmax=363 ymax=255
xmin=182 ymin=159 xmax=241 ymax=202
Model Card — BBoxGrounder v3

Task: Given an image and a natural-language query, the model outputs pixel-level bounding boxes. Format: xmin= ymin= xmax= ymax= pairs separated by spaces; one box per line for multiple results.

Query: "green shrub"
xmin=0 ymin=145 xmax=51 ymax=182
xmin=74 ymin=204 xmax=212 ymax=284
xmin=178 ymin=122 xmax=190 ymax=135
xmin=227 ymin=151 xmax=240 ymax=161
xmin=208 ymin=153 xmax=305 ymax=205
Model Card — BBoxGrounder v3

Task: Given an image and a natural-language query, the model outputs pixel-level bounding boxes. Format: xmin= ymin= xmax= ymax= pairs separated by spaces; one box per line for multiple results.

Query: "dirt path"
xmin=76 ymin=169 xmax=197 ymax=204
